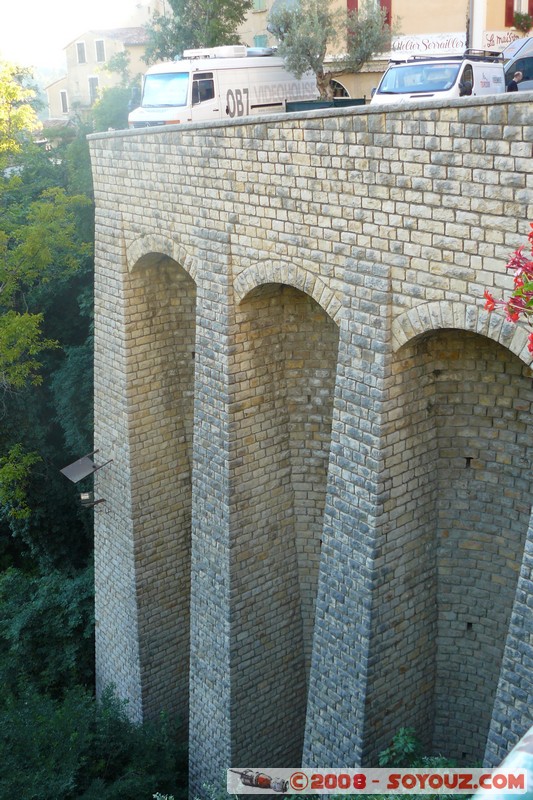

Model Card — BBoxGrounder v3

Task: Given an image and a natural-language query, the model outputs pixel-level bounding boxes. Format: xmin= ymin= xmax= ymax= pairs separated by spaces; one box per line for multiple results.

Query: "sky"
xmin=0 ymin=0 xmax=145 ymax=71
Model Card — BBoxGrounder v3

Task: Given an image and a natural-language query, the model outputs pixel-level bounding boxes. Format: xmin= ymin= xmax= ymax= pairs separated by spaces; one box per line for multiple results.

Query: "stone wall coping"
xmin=87 ymin=91 xmax=533 ymax=142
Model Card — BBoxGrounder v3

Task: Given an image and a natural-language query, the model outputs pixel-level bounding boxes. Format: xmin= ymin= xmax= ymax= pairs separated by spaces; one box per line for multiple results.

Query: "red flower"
xmin=481 ymin=223 xmax=533 ymax=361
xmin=484 ymin=289 xmax=496 ymax=311
xmin=506 ymin=297 xmax=526 ymax=322
xmin=506 ymin=246 xmax=532 ymax=279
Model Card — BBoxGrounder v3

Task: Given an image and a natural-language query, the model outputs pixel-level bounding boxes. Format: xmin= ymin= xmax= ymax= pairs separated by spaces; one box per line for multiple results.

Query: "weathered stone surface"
xmin=89 ymin=93 xmax=533 ymax=797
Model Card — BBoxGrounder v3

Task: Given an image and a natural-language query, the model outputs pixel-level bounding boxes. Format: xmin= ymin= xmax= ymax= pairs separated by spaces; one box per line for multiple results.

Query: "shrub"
xmin=513 ymin=12 xmax=532 ymax=32
xmin=0 ymin=685 xmax=186 ymax=800
xmin=0 ymin=564 xmax=94 ymax=694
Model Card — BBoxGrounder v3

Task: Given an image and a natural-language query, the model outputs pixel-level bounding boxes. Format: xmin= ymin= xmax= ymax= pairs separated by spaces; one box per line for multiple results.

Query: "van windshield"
xmin=142 ymin=72 xmax=189 ymax=107
xmin=378 ymin=62 xmax=461 ymax=94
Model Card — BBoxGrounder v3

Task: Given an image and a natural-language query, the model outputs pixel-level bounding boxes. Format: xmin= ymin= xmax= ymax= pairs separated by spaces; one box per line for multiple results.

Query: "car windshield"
xmin=377 ymin=62 xmax=461 ymax=94
xmin=142 ymin=72 xmax=189 ymax=107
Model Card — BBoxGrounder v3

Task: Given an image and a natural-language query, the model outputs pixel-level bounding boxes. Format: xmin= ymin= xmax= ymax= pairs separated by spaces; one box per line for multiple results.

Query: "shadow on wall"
xmin=364 ymin=329 xmax=533 ymax=765
xmin=127 ymin=253 xmax=197 ymax=733
xmin=230 ymin=283 xmax=340 ymax=767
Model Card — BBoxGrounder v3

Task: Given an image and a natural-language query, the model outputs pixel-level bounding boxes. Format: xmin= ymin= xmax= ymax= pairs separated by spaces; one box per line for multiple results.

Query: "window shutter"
xmin=381 ymin=0 xmax=392 ymax=24
xmin=505 ymin=0 xmax=514 ymax=26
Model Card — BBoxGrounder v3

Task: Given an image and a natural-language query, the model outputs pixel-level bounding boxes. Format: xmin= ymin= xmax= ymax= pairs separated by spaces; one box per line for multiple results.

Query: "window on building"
xmin=60 ymin=91 xmax=69 ymax=113
xmin=95 ymin=40 xmax=106 ymax=62
xmin=347 ymin=0 xmax=391 ymax=22
xmin=506 ymin=0 xmax=533 ymax=25
xmin=89 ymin=76 xmax=99 ymax=104
xmin=252 ymin=0 xmax=266 ymax=10
xmin=76 ymin=42 xmax=86 ymax=64
xmin=253 ymin=34 xmax=268 ymax=47
xmin=330 ymin=79 xmax=348 ymax=97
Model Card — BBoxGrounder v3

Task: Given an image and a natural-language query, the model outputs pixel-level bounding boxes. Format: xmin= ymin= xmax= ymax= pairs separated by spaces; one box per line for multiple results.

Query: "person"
xmin=507 ymin=70 xmax=523 ymax=92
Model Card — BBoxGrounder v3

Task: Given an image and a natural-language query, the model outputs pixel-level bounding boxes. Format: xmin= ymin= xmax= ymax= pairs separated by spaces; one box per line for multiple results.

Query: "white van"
xmin=370 ymin=50 xmax=506 ymax=105
xmin=502 ymin=36 xmax=533 ymax=91
xmin=128 ymin=45 xmax=318 ymax=128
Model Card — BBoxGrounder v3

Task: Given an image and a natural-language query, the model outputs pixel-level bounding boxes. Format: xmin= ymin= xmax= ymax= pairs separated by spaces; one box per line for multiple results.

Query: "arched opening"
xmin=364 ymin=329 xmax=532 ymax=763
xmin=330 ymin=79 xmax=349 ymax=97
xmin=231 ymin=283 xmax=340 ymax=766
xmin=127 ymin=252 xmax=196 ymax=733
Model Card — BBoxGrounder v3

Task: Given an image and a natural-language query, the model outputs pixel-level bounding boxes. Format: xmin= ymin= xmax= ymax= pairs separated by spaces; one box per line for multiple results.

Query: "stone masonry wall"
xmin=126 ymin=257 xmax=195 ymax=724
xmin=362 ymin=337 xmax=439 ymax=760
xmin=432 ymin=332 xmax=533 ymax=762
xmin=89 ymin=93 xmax=533 ymax=795
xmin=361 ymin=330 xmax=533 ymax=765
xmin=230 ymin=285 xmax=339 ymax=764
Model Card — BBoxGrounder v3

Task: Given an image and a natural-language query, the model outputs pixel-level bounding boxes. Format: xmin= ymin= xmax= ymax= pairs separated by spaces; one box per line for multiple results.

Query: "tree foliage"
xmin=0 ymin=62 xmax=41 ymax=157
xmin=0 ymin=444 xmax=41 ymax=520
xmin=0 ymin=61 xmax=95 ymax=600
xmin=0 ymin=565 xmax=94 ymax=692
xmin=0 ymin=310 xmax=55 ymax=392
xmin=0 ymin=66 xmax=92 ymax=403
xmin=91 ymin=52 xmax=144 ymax=132
xmin=143 ymin=0 xmax=253 ymax=63
xmin=0 ymin=62 xmax=189 ymax=799
xmin=268 ymin=0 xmax=398 ymax=97
xmin=0 ymin=685 xmax=186 ymax=800
xmin=91 ymin=86 xmax=132 ymax=132
xmin=0 ymin=66 xmax=94 ymax=568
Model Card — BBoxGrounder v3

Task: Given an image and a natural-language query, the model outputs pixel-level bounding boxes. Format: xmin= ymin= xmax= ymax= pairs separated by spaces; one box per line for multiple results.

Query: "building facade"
xmin=238 ymin=0 xmax=533 ymax=98
xmin=46 ymin=28 xmax=148 ymax=120
xmin=45 ymin=1 xmax=170 ymax=120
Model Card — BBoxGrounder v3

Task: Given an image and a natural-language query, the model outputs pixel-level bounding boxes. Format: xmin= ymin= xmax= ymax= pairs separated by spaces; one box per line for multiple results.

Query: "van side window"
xmin=192 ymin=73 xmax=215 ymax=104
xmin=505 ymin=56 xmax=532 ymax=83
xmin=459 ymin=64 xmax=474 ymax=95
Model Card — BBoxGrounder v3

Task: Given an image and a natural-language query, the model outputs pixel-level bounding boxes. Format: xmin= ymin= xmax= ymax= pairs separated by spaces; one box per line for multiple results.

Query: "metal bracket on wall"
xmin=60 ymin=449 xmax=113 ymax=507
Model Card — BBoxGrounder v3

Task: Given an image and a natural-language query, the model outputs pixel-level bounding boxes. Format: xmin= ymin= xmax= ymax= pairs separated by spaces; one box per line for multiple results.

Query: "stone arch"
xmin=392 ymin=299 xmax=532 ymax=366
xmin=367 ymin=311 xmax=533 ymax=764
xmin=230 ymin=279 xmax=340 ymax=768
xmin=123 ymin=234 xmax=197 ymax=732
xmin=234 ymin=259 xmax=342 ymax=325
xmin=126 ymin=233 xmax=197 ymax=282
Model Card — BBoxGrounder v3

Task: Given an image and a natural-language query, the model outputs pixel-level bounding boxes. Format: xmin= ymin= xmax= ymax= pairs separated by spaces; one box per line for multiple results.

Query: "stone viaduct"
xmin=88 ymin=93 xmax=533 ymax=796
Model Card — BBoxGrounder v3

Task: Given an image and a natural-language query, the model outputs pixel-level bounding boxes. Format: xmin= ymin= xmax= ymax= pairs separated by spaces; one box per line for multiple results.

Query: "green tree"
xmin=104 ymin=51 xmax=133 ymax=87
xmin=0 ymin=62 xmax=41 ymax=156
xmin=0 ymin=65 xmax=90 ymax=401
xmin=0 ymin=63 xmax=190 ymax=799
xmin=90 ymin=51 xmax=144 ymax=132
xmin=268 ymin=0 xmax=398 ymax=98
xmin=91 ymin=86 xmax=132 ymax=131
xmin=0 ymin=685 xmax=186 ymax=800
xmin=0 ymin=565 xmax=94 ymax=693
xmin=0 ymin=66 xmax=94 ymax=569
xmin=143 ymin=0 xmax=253 ymax=64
